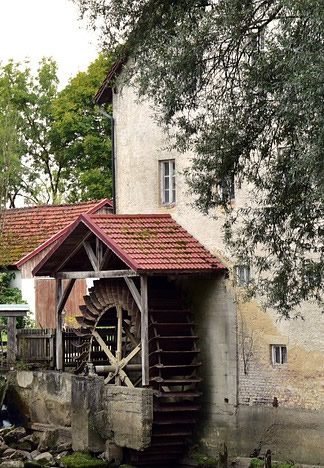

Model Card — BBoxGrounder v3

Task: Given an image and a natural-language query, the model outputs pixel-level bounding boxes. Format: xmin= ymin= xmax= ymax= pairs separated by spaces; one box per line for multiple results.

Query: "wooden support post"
xmin=57 ymin=279 xmax=76 ymax=315
xmin=116 ymin=305 xmax=123 ymax=386
xmin=140 ymin=275 xmax=149 ymax=386
xmin=7 ymin=317 xmax=17 ymax=368
xmin=56 ymin=278 xmax=63 ymax=371
xmin=124 ymin=277 xmax=142 ymax=313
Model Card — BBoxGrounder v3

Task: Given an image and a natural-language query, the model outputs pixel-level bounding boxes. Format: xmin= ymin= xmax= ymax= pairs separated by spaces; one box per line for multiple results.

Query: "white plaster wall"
xmin=10 ymin=269 xmax=22 ymax=290
xmin=21 ymin=279 xmax=36 ymax=318
xmin=113 ymin=85 xmax=324 ymax=354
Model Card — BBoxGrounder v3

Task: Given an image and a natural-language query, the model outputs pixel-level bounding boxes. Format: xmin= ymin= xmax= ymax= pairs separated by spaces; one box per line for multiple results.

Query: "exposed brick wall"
xmin=237 ymin=303 xmax=324 ymax=411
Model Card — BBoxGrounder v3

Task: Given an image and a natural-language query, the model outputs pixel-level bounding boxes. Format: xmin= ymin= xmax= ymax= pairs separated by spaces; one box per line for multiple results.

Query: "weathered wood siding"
xmin=35 ymin=279 xmax=86 ymax=329
xmin=20 ymin=240 xmax=60 ymax=279
xmin=17 ymin=328 xmax=55 ymax=367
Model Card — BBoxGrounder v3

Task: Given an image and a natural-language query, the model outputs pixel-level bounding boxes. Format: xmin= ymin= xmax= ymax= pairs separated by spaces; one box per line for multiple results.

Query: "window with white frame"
xmin=271 ymin=345 xmax=287 ymax=365
xmin=160 ymin=159 xmax=176 ymax=205
xmin=235 ymin=265 xmax=251 ymax=286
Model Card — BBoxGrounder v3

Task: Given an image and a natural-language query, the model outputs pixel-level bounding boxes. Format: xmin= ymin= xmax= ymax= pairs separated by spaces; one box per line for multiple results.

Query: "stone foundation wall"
xmin=198 ymin=405 xmax=324 ymax=465
xmin=8 ymin=371 xmax=153 ymax=454
xmin=105 ymin=385 xmax=153 ymax=451
xmin=71 ymin=375 xmax=153 ymax=453
xmin=8 ymin=370 xmax=72 ymax=427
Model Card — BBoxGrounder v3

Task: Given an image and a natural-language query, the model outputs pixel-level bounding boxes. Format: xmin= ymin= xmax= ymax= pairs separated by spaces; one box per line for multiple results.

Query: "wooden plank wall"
xmin=17 ymin=328 xmax=55 ymax=367
xmin=35 ymin=279 xmax=86 ymax=329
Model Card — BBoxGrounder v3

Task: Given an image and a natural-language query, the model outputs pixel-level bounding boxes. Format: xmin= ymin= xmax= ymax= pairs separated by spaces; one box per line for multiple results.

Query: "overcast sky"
xmin=0 ymin=0 xmax=100 ymax=87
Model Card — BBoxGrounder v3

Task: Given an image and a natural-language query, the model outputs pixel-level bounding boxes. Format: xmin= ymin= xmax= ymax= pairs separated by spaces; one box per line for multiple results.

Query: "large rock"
xmin=1 ymin=448 xmax=31 ymax=462
xmin=55 ymin=441 xmax=72 ymax=453
xmin=0 ymin=444 xmax=9 ymax=456
xmin=2 ymin=448 xmax=17 ymax=458
xmin=37 ymin=429 xmax=57 ymax=452
xmin=34 ymin=452 xmax=54 ymax=464
xmin=30 ymin=449 xmax=40 ymax=460
xmin=3 ymin=428 xmax=26 ymax=444
xmin=19 ymin=433 xmax=40 ymax=451
xmin=10 ymin=450 xmax=31 ymax=461
xmin=0 ymin=461 xmax=24 ymax=468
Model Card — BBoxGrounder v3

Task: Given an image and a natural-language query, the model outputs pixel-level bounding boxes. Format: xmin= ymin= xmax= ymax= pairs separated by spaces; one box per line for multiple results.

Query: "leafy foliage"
xmin=0 ymin=270 xmax=33 ymax=328
xmin=0 ymin=54 xmax=113 ymax=206
xmin=0 ymin=271 xmax=23 ymax=305
xmin=73 ymin=0 xmax=324 ymax=317
xmin=51 ymin=53 xmax=114 ymax=202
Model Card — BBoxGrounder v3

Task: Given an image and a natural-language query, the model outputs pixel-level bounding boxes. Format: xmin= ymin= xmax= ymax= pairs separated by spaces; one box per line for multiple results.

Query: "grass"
xmin=60 ymin=452 xmax=108 ymax=468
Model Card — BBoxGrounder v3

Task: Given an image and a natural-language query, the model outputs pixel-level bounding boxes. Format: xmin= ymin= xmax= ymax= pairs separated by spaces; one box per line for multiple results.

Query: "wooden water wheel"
xmin=73 ymin=277 xmax=201 ymax=466
xmin=73 ymin=278 xmax=141 ymax=386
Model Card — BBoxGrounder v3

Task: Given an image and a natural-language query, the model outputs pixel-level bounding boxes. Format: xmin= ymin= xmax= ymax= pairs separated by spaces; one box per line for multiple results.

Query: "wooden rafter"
xmin=96 ymin=237 xmax=104 ymax=269
xmin=100 ymin=247 xmax=113 ymax=269
xmin=124 ymin=277 xmax=143 ymax=313
xmin=83 ymin=240 xmax=98 ymax=270
xmin=54 ymin=231 xmax=92 ymax=273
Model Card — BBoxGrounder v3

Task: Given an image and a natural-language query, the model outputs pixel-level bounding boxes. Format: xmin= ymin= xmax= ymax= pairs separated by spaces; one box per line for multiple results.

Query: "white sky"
xmin=0 ymin=0 xmax=100 ymax=88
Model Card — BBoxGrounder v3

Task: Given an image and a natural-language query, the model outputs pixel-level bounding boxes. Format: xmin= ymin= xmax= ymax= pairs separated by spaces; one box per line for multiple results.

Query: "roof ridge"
xmin=0 ymin=199 xmax=110 ymax=214
xmin=90 ymin=213 xmax=172 ymax=219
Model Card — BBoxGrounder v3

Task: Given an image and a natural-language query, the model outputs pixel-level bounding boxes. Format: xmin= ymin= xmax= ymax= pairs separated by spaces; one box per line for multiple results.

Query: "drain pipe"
xmin=98 ymin=107 xmax=116 ymax=214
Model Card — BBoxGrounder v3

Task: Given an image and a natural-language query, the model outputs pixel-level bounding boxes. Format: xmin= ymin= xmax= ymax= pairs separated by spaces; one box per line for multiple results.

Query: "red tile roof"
xmin=0 ymin=199 xmax=112 ymax=266
xmin=35 ymin=213 xmax=226 ymax=275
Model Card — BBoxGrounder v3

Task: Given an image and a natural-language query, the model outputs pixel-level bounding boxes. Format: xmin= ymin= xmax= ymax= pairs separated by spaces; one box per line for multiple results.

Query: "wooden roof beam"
xmin=55 ymin=269 xmax=138 ymax=279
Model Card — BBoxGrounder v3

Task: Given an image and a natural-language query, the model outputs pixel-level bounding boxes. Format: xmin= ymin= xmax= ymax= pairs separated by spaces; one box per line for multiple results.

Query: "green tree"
xmin=72 ymin=0 xmax=323 ymax=317
xmin=0 ymin=62 xmax=27 ymax=208
xmin=51 ymin=53 xmax=113 ymax=202
xmin=0 ymin=54 xmax=113 ymax=207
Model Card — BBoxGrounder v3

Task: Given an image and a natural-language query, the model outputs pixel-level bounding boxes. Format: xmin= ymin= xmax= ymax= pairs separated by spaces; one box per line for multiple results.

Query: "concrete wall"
xmin=8 ymin=370 xmax=72 ymax=427
xmin=112 ymin=84 xmax=324 ymax=462
xmin=8 ymin=371 xmax=153 ymax=454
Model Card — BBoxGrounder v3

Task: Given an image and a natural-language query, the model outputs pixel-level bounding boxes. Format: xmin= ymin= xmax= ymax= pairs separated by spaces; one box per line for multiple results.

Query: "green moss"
xmin=60 ymin=452 xmax=108 ymax=468
xmin=273 ymin=464 xmax=296 ymax=468
xmin=18 ymin=440 xmax=32 ymax=451
xmin=191 ymin=451 xmax=219 ymax=467
xmin=250 ymin=459 xmax=264 ymax=468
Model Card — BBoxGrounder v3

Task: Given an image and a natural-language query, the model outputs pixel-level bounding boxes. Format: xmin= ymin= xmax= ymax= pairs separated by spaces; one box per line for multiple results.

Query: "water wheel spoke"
xmin=92 ymin=329 xmax=117 ymax=366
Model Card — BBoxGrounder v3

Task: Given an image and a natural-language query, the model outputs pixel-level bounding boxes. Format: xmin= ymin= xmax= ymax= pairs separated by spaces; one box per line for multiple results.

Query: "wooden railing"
xmin=17 ymin=328 xmax=55 ymax=368
xmin=2 ymin=327 xmax=117 ymax=371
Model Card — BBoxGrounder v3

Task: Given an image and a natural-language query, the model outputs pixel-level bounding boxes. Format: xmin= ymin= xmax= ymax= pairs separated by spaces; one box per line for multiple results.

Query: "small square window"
xmin=271 ymin=345 xmax=287 ymax=365
xmin=235 ymin=265 xmax=251 ymax=286
xmin=160 ymin=160 xmax=176 ymax=206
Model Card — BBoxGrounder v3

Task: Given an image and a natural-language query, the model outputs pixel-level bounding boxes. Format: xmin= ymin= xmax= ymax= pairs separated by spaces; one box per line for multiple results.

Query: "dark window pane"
xmin=281 ymin=346 xmax=287 ymax=364
xmin=275 ymin=346 xmax=280 ymax=364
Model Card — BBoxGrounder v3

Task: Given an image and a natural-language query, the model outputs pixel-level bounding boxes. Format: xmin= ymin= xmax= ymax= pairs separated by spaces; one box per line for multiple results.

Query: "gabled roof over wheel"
xmin=33 ymin=213 xmax=226 ymax=277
